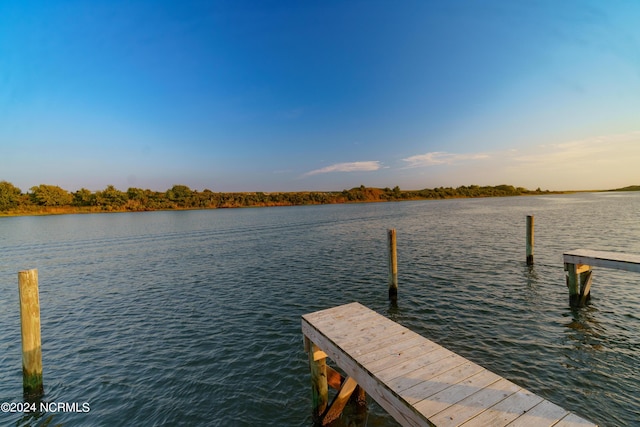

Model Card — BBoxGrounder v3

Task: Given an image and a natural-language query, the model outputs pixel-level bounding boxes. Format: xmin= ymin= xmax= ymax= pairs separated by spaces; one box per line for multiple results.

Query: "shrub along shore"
xmin=1 ymin=181 xmax=633 ymax=217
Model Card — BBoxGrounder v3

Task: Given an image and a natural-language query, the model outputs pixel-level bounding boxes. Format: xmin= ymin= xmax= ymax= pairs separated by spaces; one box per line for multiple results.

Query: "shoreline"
xmin=1 ymin=189 xmax=577 ymax=218
xmin=2 ymin=182 xmax=637 ymax=218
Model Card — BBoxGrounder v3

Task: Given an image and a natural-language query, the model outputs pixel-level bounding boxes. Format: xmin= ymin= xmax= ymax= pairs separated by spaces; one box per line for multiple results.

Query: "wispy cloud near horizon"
xmin=509 ymin=130 xmax=640 ymax=167
xmin=303 ymin=161 xmax=382 ymax=177
xmin=402 ymin=151 xmax=489 ymax=168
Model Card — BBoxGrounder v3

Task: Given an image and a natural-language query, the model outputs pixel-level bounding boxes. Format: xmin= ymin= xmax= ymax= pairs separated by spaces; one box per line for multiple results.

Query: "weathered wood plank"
xmin=413 ymin=369 xmax=502 ymax=419
xmin=504 ymin=400 xmax=570 ymax=427
xmin=401 ymin=361 xmax=485 ymax=406
xmin=388 ymin=353 xmax=467 ymax=394
xmin=374 ymin=347 xmax=454 ymax=383
xmin=429 ymin=378 xmax=521 ymax=427
xmin=563 ymin=249 xmax=640 ymax=273
xmin=459 ymin=387 xmax=544 ymax=426
xmin=303 ymin=302 xmax=372 ymax=326
xmin=353 ymin=332 xmax=424 ymax=364
xmin=337 ymin=321 xmax=408 ymax=351
xmin=308 ymin=307 xmax=381 ymax=333
xmin=365 ymin=340 xmax=443 ymax=375
xmin=302 ymin=303 xmax=597 ymax=427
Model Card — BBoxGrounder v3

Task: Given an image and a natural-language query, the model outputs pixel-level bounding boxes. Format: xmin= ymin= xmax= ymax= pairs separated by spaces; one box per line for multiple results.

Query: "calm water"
xmin=1 ymin=192 xmax=639 ymax=426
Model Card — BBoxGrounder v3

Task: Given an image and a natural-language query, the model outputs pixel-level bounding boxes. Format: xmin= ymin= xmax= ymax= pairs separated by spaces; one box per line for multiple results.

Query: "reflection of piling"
xmin=526 ymin=215 xmax=534 ymax=266
xmin=388 ymin=229 xmax=398 ymax=301
xmin=18 ymin=269 xmax=44 ymax=397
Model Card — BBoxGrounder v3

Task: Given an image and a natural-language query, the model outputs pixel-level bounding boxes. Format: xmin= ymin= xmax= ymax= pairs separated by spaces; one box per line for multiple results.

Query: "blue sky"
xmin=1 ymin=0 xmax=639 ymax=192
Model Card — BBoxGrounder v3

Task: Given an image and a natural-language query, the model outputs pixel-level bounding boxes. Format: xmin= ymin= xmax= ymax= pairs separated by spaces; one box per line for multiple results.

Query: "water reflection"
xmin=14 ymin=395 xmax=60 ymax=427
xmin=563 ymin=305 xmax=606 ymax=354
xmin=523 ymin=265 xmax=540 ymax=302
xmin=386 ymin=301 xmax=400 ymax=320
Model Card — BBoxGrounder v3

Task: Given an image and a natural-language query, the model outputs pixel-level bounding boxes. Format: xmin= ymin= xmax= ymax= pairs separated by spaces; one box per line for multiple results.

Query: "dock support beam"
xmin=388 ymin=229 xmax=398 ymax=302
xmin=565 ymin=263 xmax=592 ymax=307
xmin=526 ymin=215 xmax=534 ymax=265
xmin=18 ymin=269 xmax=44 ymax=397
xmin=304 ymin=335 xmax=366 ymax=425
xmin=321 ymin=377 xmax=358 ymax=424
xmin=305 ymin=337 xmax=328 ymax=420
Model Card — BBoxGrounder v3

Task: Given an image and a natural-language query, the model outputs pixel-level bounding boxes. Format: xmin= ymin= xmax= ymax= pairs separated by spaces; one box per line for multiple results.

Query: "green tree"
xmin=29 ymin=184 xmax=72 ymax=206
xmin=166 ymin=184 xmax=193 ymax=207
xmin=495 ymin=185 xmax=517 ymax=195
xmin=127 ymin=187 xmax=146 ymax=201
xmin=0 ymin=181 xmax=22 ymax=211
xmin=96 ymin=185 xmax=127 ymax=209
xmin=73 ymin=188 xmax=95 ymax=206
xmin=196 ymin=189 xmax=218 ymax=207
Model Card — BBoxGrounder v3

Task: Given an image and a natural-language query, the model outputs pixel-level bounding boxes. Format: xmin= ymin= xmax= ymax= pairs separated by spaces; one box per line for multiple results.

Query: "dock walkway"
xmin=302 ymin=302 xmax=596 ymax=427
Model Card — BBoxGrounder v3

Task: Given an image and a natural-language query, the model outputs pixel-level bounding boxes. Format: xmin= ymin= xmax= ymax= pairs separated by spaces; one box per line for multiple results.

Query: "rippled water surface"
xmin=1 ymin=192 xmax=639 ymax=426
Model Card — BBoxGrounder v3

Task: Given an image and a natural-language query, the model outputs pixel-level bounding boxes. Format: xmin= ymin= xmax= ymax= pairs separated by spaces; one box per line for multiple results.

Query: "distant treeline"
xmin=0 ymin=181 xmax=560 ymax=215
xmin=612 ymin=185 xmax=640 ymax=192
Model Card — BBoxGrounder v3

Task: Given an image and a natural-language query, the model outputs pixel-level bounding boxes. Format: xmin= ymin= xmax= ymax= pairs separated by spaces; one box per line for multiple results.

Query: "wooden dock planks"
xmin=302 ymin=302 xmax=597 ymax=427
xmin=563 ymin=249 xmax=640 ymax=273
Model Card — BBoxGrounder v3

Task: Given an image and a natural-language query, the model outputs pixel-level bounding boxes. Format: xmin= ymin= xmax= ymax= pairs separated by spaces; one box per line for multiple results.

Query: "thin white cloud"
xmin=512 ymin=130 xmax=640 ymax=166
xmin=303 ymin=161 xmax=382 ymax=177
xmin=452 ymin=130 xmax=640 ymax=191
xmin=402 ymin=151 xmax=489 ymax=168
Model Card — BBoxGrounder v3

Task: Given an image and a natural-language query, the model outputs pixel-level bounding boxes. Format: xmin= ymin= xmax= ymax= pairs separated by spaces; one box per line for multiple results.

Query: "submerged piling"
xmin=388 ymin=229 xmax=398 ymax=301
xmin=526 ymin=215 xmax=534 ymax=265
xmin=18 ymin=269 xmax=44 ymax=397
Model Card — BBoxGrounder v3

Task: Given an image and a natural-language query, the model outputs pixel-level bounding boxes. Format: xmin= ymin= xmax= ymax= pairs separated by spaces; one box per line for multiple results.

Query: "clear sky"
xmin=1 ymin=0 xmax=639 ymax=193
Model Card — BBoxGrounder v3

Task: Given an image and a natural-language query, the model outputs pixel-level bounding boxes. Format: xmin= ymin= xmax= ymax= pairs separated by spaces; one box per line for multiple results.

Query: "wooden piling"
xmin=18 ymin=269 xmax=44 ymax=397
xmin=526 ymin=215 xmax=534 ymax=265
xmin=565 ymin=263 xmax=591 ymax=307
xmin=565 ymin=263 xmax=579 ymax=306
xmin=388 ymin=229 xmax=398 ymax=301
xmin=305 ymin=336 xmax=328 ymax=420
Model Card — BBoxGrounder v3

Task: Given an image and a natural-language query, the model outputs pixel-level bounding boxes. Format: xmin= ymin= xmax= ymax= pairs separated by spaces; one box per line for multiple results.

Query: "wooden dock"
xmin=302 ymin=302 xmax=597 ymax=427
xmin=564 ymin=249 xmax=640 ymax=306
xmin=563 ymin=249 xmax=640 ymax=273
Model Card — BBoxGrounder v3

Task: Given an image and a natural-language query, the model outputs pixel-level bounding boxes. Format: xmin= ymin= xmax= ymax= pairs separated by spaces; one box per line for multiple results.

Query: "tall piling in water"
xmin=526 ymin=215 xmax=534 ymax=266
xmin=388 ymin=229 xmax=398 ymax=301
xmin=18 ymin=269 xmax=44 ymax=397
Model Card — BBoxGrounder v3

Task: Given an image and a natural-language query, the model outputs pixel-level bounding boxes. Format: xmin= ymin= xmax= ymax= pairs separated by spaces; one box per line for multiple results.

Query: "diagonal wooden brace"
xmin=326 ymin=365 xmax=343 ymax=390
xmin=579 ymin=270 xmax=593 ymax=307
xmin=321 ymin=376 xmax=359 ymax=425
